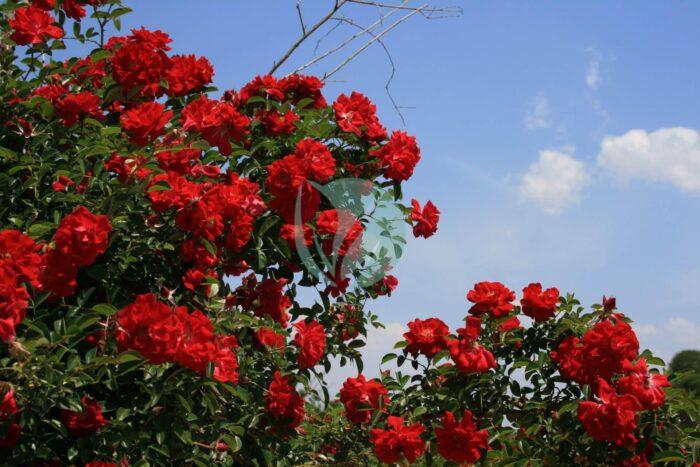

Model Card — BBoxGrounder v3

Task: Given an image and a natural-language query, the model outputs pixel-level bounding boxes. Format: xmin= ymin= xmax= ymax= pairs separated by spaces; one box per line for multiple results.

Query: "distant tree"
xmin=670 ymin=350 xmax=700 ymax=395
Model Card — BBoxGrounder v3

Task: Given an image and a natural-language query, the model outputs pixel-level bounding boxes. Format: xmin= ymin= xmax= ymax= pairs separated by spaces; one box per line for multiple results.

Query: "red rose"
xmin=279 ymin=74 xmax=327 ymax=108
xmin=447 ymin=318 xmax=497 ymax=374
xmin=602 ymin=295 xmax=617 ymax=312
xmin=280 ymin=223 xmax=314 ymax=250
xmin=260 ymin=109 xmax=299 ymax=136
xmin=339 ymin=375 xmax=389 ymax=424
xmin=38 ymin=250 xmax=78 ymax=298
xmin=403 ymin=317 xmax=449 ymax=358
xmin=333 ymin=92 xmax=387 ymax=142
xmin=239 ymin=75 xmax=285 ymax=103
xmin=255 ymin=327 xmax=286 ymax=350
xmin=520 ymin=283 xmax=559 ymax=322
xmin=60 ymin=396 xmax=107 ymax=437
xmin=0 ymin=229 xmax=42 ymax=286
xmin=9 ymin=6 xmax=63 ymax=45
xmin=498 ymin=315 xmax=523 ymax=333
xmin=435 ymin=410 xmax=489 ymax=464
xmin=616 ymin=359 xmax=670 ymax=410
xmin=293 ymin=320 xmax=326 ymax=369
xmin=166 ymin=54 xmax=214 ymax=97
xmin=120 ymin=101 xmax=173 ymax=146
xmin=212 ymin=336 xmax=239 ymax=384
xmin=110 ymin=28 xmax=171 ymax=99
xmin=55 ymin=91 xmax=103 ymax=126
xmin=53 ymin=206 xmax=112 ymax=267
xmin=265 ymin=371 xmax=305 ymax=429
xmin=0 ymin=264 xmax=30 ymax=342
xmin=410 ymin=199 xmax=440 ymax=238
xmin=466 ymin=281 xmax=515 ymax=317
xmin=371 ymin=131 xmax=421 ymax=182
xmin=373 ymin=274 xmax=398 ymax=296
xmin=370 ymin=416 xmax=426 ymax=464
xmin=577 ymin=379 xmax=641 ymax=446
xmin=182 ymin=96 xmax=250 ymax=156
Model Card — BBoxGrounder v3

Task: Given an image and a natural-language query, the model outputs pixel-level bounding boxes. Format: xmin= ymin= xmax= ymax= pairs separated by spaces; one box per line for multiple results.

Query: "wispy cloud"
xmin=523 ymin=94 xmax=551 ymax=130
xmin=586 ymin=57 xmax=600 ymax=89
xmin=519 ymin=148 xmax=589 ymax=214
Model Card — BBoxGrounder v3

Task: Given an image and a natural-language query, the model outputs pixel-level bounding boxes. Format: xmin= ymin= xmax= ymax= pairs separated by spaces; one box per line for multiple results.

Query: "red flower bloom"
xmin=265 ymin=371 xmax=305 ymax=429
xmin=602 ymin=295 xmax=617 ymax=312
xmin=116 ymin=294 xmax=181 ymax=364
xmin=577 ymin=379 xmax=641 ymax=446
xmin=435 ymin=410 xmax=489 ymax=464
xmin=292 ymin=320 xmax=326 ymax=369
xmin=447 ymin=318 xmax=497 ymax=374
xmin=373 ymin=274 xmax=398 ymax=296
xmin=370 ymin=416 xmax=426 ymax=464
xmin=498 ymin=315 xmax=523 ymax=333
xmin=466 ymin=281 xmax=515 ymax=317
xmin=166 ymin=54 xmax=214 ymax=97
xmin=0 ymin=264 xmax=30 ymax=342
xmin=520 ymin=283 xmax=560 ymax=322
xmin=294 ymin=138 xmax=336 ymax=183
xmin=403 ymin=317 xmax=449 ymax=358
xmin=212 ymin=336 xmax=239 ymax=384
xmin=410 ymin=199 xmax=440 ymax=239
xmin=280 ymin=223 xmax=314 ymax=250
xmin=110 ymin=28 xmax=171 ymax=99
xmin=333 ymin=92 xmax=387 ymax=142
xmin=339 ymin=375 xmax=389 ymax=424
xmin=182 ymin=96 xmax=250 ymax=156
xmin=9 ymin=6 xmax=63 ymax=45
xmin=120 ymin=102 xmax=172 ymax=146
xmin=55 ymin=91 xmax=103 ymax=126
xmin=265 ymin=155 xmax=320 ymax=223
xmin=279 ymin=74 xmax=327 ymax=108
xmin=239 ymin=75 xmax=285 ymax=103
xmin=68 ymin=56 xmax=107 ymax=88
xmin=371 ymin=131 xmax=421 ymax=182
xmin=255 ymin=327 xmax=286 ymax=350
xmin=260 ymin=109 xmax=299 ymax=136
xmin=53 ymin=206 xmax=112 ymax=267
xmin=616 ymin=359 xmax=670 ymax=410
xmin=60 ymin=396 xmax=107 ymax=437
xmin=552 ymin=315 xmax=639 ymax=388
xmin=0 ymin=229 xmax=42 ymax=286
xmin=0 ymin=389 xmax=19 ymax=419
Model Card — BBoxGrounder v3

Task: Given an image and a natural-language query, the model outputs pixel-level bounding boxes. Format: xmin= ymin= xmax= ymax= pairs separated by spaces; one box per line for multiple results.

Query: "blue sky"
xmin=113 ymin=1 xmax=700 ymax=375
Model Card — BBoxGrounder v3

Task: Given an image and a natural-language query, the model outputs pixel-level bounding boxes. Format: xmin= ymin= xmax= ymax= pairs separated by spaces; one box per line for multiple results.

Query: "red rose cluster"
xmin=60 ymin=396 xmax=107 ymax=438
xmin=116 ymin=294 xmax=239 ymax=383
xmin=368 ymin=410 xmax=489 ymax=465
xmin=265 ymin=371 xmax=305 ymax=431
xmin=0 ymin=207 xmax=110 ymax=341
xmin=551 ymin=313 xmax=670 ymax=448
xmin=39 ymin=206 xmax=112 ymax=298
xmin=0 ymin=231 xmax=40 ymax=342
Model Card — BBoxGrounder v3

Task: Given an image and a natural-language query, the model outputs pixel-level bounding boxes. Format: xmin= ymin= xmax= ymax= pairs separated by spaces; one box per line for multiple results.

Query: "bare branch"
xmin=347 ymin=0 xmax=462 ymax=18
xmin=322 ymin=5 xmax=427 ymax=81
xmin=331 ymin=16 xmax=407 ymax=125
xmin=296 ymin=0 xmax=307 ymax=35
xmin=293 ymin=0 xmax=409 ymax=74
xmin=269 ymin=0 xmax=349 ymax=75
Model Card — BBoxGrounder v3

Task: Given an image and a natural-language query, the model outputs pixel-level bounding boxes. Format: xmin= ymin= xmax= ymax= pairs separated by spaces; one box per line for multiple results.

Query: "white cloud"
xmin=586 ymin=58 xmax=600 ymax=89
xmin=523 ymin=94 xmax=551 ymax=130
xmin=519 ymin=149 xmax=589 ymax=214
xmin=597 ymin=127 xmax=700 ymax=194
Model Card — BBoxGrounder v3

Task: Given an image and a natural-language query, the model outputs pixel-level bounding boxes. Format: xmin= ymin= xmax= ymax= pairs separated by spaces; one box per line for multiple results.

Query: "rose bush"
xmin=0 ymin=1 xmax=697 ymax=465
